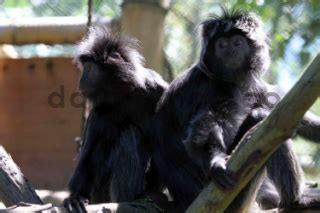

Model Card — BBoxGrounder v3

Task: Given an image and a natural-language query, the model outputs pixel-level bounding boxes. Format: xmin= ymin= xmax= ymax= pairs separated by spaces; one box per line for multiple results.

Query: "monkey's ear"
xmin=79 ymin=55 xmax=93 ymax=63
xmin=201 ymin=20 xmax=219 ymax=39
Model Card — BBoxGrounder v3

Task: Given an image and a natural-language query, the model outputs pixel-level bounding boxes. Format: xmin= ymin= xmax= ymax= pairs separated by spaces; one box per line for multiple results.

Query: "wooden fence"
xmin=0 ymin=57 xmax=81 ymax=190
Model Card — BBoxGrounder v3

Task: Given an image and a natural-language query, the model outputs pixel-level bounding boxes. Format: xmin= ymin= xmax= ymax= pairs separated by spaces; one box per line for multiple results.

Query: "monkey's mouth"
xmin=79 ymin=85 xmax=94 ymax=96
xmin=222 ymin=55 xmax=243 ymax=69
xmin=80 ymin=91 xmax=87 ymax=96
xmin=80 ymin=89 xmax=91 ymax=97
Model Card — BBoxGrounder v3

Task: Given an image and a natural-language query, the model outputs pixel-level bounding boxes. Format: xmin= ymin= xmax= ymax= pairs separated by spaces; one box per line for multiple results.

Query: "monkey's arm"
xmin=185 ymin=110 xmax=236 ymax=189
xmin=233 ymin=108 xmax=270 ymax=144
xmin=209 ymin=125 xmax=237 ymax=190
xmin=266 ymin=84 xmax=320 ymax=142
xmin=64 ymin=112 xmax=99 ymax=212
xmin=235 ymin=108 xmax=320 ymax=143
xmin=297 ymin=111 xmax=320 ymax=142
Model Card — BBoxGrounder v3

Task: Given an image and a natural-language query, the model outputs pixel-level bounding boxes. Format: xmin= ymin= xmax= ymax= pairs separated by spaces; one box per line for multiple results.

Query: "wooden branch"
xmin=0 ymin=146 xmax=42 ymax=206
xmin=187 ymin=54 xmax=320 ymax=213
xmin=4 ymin=201 xmax=164 ymax=212
xmin=0 ymin=145 xmax=173 ymax=212
xmin=0 ymin=17 xmax=119 ymax=45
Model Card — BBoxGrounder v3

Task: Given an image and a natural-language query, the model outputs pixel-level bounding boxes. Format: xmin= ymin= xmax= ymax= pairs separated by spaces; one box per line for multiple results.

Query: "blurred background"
xmin=0 ymin=0 xmax=319 ymax=204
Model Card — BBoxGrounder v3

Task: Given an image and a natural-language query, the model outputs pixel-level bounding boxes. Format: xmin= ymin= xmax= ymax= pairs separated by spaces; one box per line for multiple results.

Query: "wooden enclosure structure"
xmin=0 ymin=0 xmax=170 ymax=190
xmin=0 ymin=57 xmax=81 ymax=189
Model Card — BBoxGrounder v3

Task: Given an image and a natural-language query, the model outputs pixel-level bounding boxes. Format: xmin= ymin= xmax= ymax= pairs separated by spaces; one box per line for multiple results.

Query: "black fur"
xmin=63 ymin=27 xmax=168 ymax=212
xmin=150 ymin=10 xmax=320 ymax=212
xmin=150 ymin=10 xmax=267 ymax=212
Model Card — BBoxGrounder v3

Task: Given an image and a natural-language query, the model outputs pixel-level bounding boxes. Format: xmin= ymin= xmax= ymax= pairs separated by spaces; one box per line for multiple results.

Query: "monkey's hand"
xmin=250 ymin=107 xmax=270 ymax=122
xmin=210 ymin=154 xmax=236 ymax=190
xmin=63 ymin=194 xmax=89 ymax=213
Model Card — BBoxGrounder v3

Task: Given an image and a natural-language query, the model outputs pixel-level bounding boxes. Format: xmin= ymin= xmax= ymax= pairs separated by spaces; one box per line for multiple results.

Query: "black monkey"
xmin=150 ymin=10 xmax=267 ymax=212
xmin=151 ymin=10 xmax=320 ymax=212
xmin=63 ymin=27 xmax=168 ymax=212
xmin=181 ymin=11 xmax=320 ymax=211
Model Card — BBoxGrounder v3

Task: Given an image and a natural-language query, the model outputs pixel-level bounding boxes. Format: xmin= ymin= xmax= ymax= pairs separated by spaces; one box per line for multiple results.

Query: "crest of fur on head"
xmin=200 ymin=8 xmax=270 ymax=75
xmin=74 ymin=26 xmax=145 ymax=71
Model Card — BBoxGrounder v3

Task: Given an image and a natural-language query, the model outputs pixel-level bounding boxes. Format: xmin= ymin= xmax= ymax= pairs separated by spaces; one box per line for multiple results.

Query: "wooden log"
xmin=0 ymin=146 xmax=170 ymax=212
xmin=0 ymin=17 xmax=118 ymax=45
xmin=0 ymin=146 xmax=42 ymax=206
xmin=3 ymin=200 xmax=167 ymax=212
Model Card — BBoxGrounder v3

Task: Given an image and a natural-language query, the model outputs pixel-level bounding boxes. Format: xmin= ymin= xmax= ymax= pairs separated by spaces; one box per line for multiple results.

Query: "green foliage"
xmin=31 ymin=0 xmax=87 ymax=16
xmin=2 ymin=0 xmax=29 ymax=7
xmin=1 ymin=0 xmax=121 ymax=57
xmin=91 ymin=0 xmax=121 ymax=18
xmin=1 ymin=0 xmax=121 ymax=17
xmin=164 ymin=0 xmax=320 ymax=84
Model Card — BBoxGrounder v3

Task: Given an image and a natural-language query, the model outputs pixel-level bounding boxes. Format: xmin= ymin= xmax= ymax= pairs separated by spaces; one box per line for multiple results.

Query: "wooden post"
xmin=120 ymin=0 xmax=171 ymax=77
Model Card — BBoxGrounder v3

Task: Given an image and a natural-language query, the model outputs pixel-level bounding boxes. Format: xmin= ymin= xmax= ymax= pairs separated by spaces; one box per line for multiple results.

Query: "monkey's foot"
xmin=279 ymin=193 xmax=320 ymax=211
xmin=63 ymin=195 xmax=89 ymax=213
xmin=210 ymin=161 xmax=237 ymax=190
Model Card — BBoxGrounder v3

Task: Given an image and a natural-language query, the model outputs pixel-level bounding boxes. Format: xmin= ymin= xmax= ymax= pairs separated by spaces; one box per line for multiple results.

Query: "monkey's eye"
xmin=109 ymin=52 xmax=122 ymax=59
xmin=231 ymin=35 xmax=245 ymax=47
xmin=233 ymin=39 xmax=241 ymax=46
xmin=216 ymin=38 xmax=228 ymax=49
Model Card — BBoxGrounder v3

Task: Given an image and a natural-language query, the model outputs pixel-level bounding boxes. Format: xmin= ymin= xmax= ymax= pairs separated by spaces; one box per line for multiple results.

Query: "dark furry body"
xmin=70 ymin=84 xmax=165 ymax=203
xmin=150 ymin=10 xmax=320 ymax=212
xmin=151 ymin=65 xmax=261 ymax=211
xmin=64 ymin=27 xmax=168 ymax=212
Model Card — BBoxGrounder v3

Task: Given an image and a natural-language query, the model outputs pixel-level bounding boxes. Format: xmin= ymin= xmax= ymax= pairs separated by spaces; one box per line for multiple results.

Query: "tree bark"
xmin=187 ymin=54 xmax=320 ymax=213
xmin=4 ymin=201 xmax=164 ymax=212
xmin=120 ymin=0 xmax=171 ymax=77
xmin=0 ymin=146 xmax=42 ymax=206
xmin=0 ymin=145 xmax=173 ymax=212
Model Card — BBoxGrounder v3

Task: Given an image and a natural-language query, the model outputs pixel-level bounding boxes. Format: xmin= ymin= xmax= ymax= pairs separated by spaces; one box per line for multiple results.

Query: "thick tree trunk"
xmin=120 ymin=0 xmax=171 ymax=77
xmin=187 ymin=54 xmax=320 ymax=212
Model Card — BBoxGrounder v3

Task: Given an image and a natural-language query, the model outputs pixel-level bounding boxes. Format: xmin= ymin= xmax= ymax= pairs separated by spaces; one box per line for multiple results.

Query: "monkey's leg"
xmin=109 ymin=127 xmax=150 ymax=202
xmin=153 ymin=147 xmax=206 ymax=212
xmin=225 ymin=168 xmax=267 ymax=213
xmin=266 ymin=140 xmax=303 ymax=209
xmin=256 ymin=177 xmax=280 ymax=210
xmin=298 ymin=111 xmax=320 ymax=142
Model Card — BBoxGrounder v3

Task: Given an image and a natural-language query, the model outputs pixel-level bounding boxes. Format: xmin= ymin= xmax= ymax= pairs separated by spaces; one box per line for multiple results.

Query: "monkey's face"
xmin=203 ymin=31 xmax=253 ymax=82
xmin=78 ymin=50 xmax=138 ymax=104
xmin=200 ymin=11 xmax=270 ymax=82
xmin=79 ymin=60 xmax=101 ymax=97
xmin=214 ymin=34 xmax=250 ymax=70
xmin=75 ymin=27 xmax=147 ymax=105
